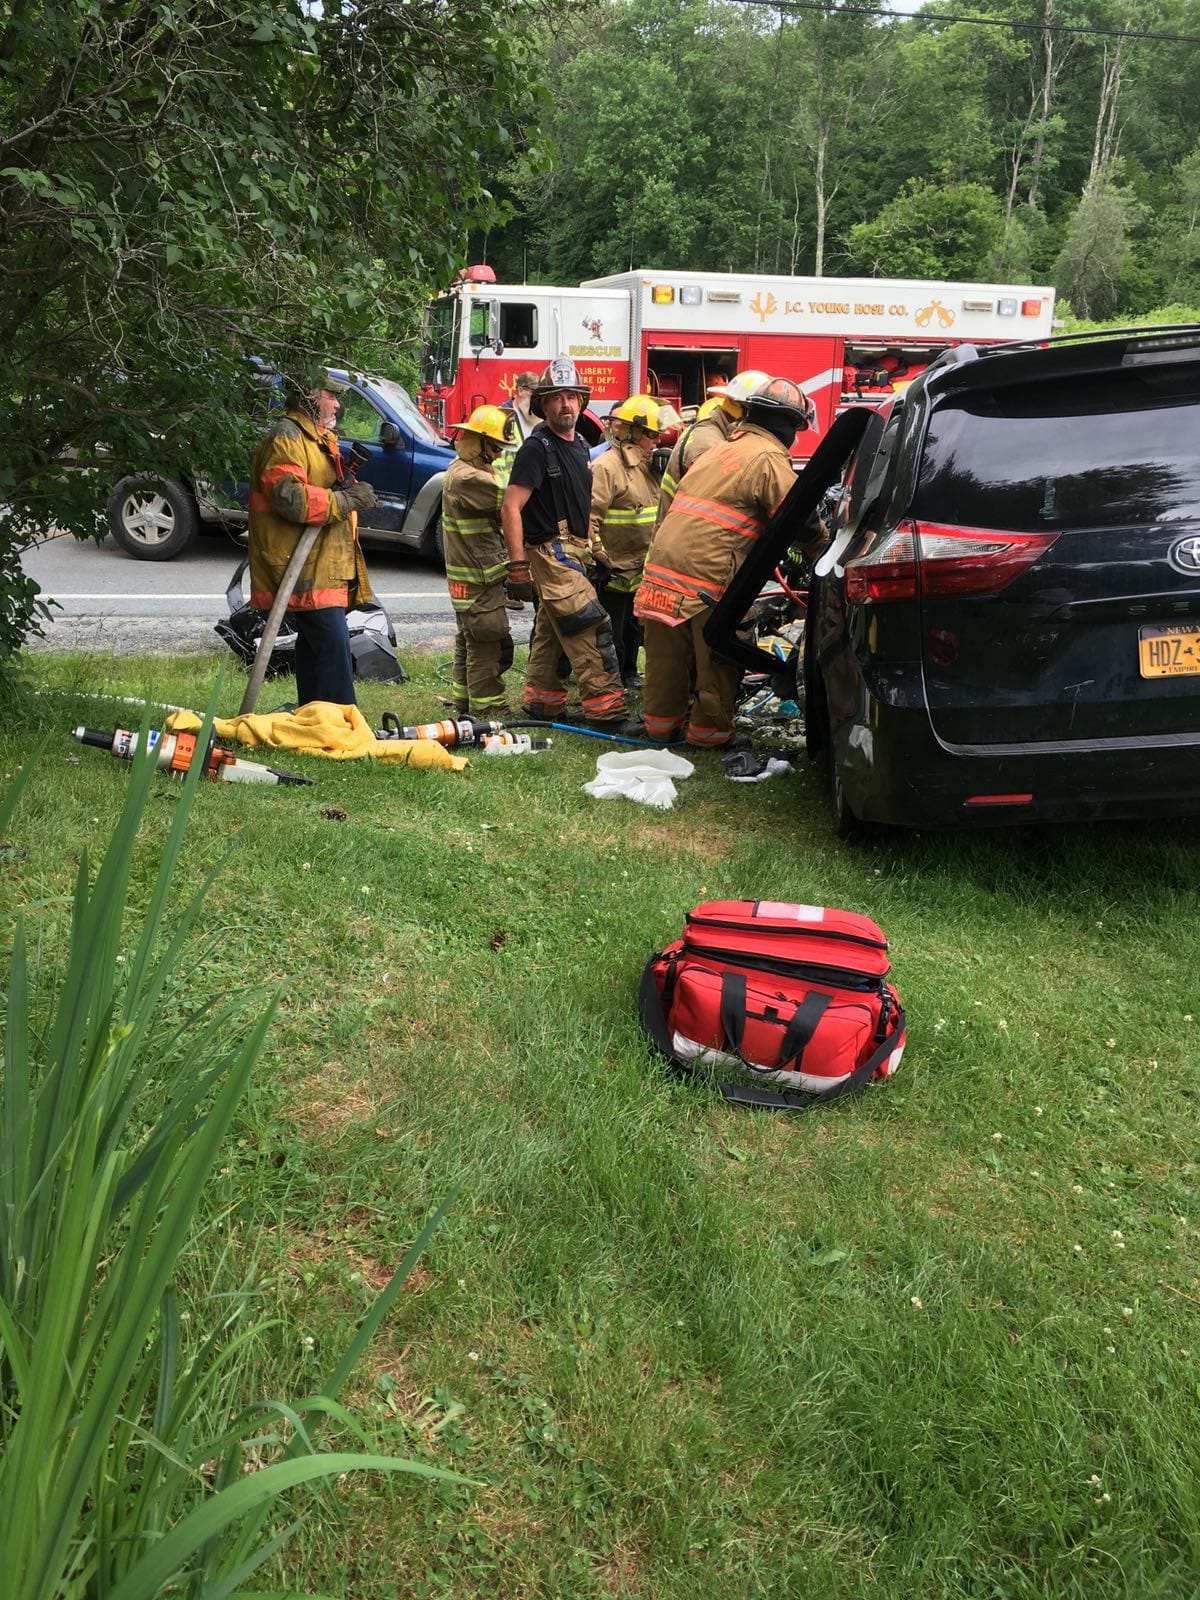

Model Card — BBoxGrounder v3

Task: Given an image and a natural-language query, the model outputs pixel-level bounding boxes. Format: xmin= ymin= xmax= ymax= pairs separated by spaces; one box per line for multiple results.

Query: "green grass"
xmin=4 ymin=646 xmax=1200 ymax=1599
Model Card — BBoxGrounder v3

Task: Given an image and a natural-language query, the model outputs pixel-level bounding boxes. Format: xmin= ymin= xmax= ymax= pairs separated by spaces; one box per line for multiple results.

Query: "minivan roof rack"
xmin=977 ymin=322 xmax=1200 ymax=360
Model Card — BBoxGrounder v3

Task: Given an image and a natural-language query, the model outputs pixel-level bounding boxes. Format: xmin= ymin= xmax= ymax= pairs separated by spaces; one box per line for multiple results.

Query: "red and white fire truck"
xmin=418 ymin=265 xmax=1056 ymax=448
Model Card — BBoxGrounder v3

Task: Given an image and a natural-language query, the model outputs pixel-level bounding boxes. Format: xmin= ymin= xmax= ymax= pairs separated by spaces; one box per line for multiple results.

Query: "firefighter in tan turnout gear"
xmin=501 ymin=359 xmax=638 ymax=733
xmin=655 ymin=369 xmax=770 ymax=524
xmin=441 ymin=404 xmax=518 ymax=718
xmin=590 ymin=395 xmax=661 ymax=687
xmin=635 ymin=376 xmax=819 ymax=749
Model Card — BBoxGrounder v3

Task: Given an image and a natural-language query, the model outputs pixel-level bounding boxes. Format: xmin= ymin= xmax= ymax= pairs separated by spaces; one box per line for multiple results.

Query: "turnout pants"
xmin=450 ymin=589 xmax=514 ymax=716
xmin=523 ymin=539 xmax=627 ymax=723
xmin=641 ymin=614 xmax=742 ymax=747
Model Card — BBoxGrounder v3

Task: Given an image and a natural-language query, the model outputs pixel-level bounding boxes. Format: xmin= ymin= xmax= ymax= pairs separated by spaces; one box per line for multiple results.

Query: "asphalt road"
xmin=21 ymin=528 xmax=459 ymax=653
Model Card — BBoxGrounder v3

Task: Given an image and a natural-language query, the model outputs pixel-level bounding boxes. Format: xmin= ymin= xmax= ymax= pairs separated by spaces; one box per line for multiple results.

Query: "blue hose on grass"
xmin=505 ymin=720 xmax=685 ymax=749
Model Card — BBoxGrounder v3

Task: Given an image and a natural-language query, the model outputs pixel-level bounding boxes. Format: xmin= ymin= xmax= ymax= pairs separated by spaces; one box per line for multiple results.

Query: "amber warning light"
xmin=651 ymin=284 xmax=675 ymax=304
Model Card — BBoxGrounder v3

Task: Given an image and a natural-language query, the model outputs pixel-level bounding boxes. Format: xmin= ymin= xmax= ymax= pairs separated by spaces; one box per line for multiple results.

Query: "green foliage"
xmin=0 ymin=0 xmax=549 ymax=661
xmin=1053 ymin=180 xmax=1141 ymax=318
xmin=10 ymin=650 xmax=1200 ymax=1596
xmin=0 ymin=705 xmax=464 ymax=1596
xmin=848 ymin=179 xmax=1006 ymax=278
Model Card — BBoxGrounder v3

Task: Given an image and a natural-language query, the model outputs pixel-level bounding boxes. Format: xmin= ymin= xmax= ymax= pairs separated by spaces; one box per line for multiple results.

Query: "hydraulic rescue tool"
xmin=373 ymin=715 xmax=551 ymax=754
xmin=74 ymin=726 xmax=313 ymax=786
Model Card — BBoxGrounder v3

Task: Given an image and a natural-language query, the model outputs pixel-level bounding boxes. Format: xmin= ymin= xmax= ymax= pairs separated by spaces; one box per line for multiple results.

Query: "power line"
xmin=732 ymin=0 xmax=1200 ymax=46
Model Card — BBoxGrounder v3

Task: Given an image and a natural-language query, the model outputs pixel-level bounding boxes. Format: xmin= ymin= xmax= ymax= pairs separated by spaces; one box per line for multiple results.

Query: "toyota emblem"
xmin=1169 ymin=534 xmax=1200 ymax=574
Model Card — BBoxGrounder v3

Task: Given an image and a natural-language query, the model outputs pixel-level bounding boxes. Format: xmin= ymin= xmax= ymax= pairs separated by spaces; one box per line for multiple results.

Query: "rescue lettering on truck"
xmin=417 ymin=265 xmax=1056 ymax=458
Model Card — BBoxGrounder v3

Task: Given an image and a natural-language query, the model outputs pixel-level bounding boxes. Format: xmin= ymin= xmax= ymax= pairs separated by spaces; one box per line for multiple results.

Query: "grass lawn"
xmin=4 ymin=645 xmax=1200 ymax=1599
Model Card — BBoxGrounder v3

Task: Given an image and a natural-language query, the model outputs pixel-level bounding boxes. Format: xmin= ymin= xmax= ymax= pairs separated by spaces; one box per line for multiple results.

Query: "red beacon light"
xmin=458 ymin=264 xmax=497 ymax=284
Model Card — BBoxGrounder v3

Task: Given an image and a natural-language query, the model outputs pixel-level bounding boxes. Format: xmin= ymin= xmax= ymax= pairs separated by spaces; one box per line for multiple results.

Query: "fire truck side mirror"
xmin=492 ymin=338 xmax=505 ymax=356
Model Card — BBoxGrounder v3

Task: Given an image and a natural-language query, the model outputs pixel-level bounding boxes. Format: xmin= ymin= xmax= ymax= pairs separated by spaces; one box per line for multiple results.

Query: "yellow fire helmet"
xmin=695 ymin=397 xmax=724 ymax=422
xmin=707 ymin=368 xmax=772 ymax=417
xmin=453 ymin=404 xmax=518 ymax=446
xmin=609 ymin=394 xmax=662 ymax=438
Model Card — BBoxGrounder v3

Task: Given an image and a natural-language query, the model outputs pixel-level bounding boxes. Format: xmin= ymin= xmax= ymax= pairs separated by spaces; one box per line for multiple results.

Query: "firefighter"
xmin=655 ymin=369 xmax=770 ymax=523
xmin=501 ymin=359 xmax=636 ymax=732
xmin=635 ymin=376 xmax=820 ymax=749
xmin=590 ymin=394 xmax=661 ymax=689
xmin=501 ymin=371 xmax=540 ymax=442
xmin=247 ymin=366 xmax=378 ymax=708
xmin=442 ymin=404 xmax=519 ymax=718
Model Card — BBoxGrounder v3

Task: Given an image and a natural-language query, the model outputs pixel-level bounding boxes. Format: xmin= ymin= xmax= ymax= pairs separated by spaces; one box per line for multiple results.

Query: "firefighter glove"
xmin=505 ymin=560 xmax=535 ymax=602
xmin=338 ymin=480 xmax=379 ymax=515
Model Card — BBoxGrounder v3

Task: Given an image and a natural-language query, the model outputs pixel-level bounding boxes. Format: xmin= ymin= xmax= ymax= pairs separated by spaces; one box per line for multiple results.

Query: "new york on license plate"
xmin=1138 ymin=622 xmax=1200 ymax=678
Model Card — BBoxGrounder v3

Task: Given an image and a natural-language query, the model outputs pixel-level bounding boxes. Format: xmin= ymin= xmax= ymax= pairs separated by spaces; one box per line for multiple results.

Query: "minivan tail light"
xmin=843 ymin=527 xmax=918 ymax=603
xmin=845 ymin=520 xmax=1059 ymax=603
xmin=914 ymin=520 xmax=1060 ymax=596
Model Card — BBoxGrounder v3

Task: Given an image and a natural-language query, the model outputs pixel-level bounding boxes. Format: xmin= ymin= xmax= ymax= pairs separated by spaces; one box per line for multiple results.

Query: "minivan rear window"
xmin=915 ymin=365 xmax=1200 ymax=531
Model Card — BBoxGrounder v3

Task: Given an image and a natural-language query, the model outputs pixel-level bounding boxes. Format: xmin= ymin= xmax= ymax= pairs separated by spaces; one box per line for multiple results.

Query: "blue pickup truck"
xmin=105 ymin=369 xmax=454 ymax=562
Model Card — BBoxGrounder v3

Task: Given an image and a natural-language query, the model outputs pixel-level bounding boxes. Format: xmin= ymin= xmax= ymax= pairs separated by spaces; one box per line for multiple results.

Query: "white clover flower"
xmin=910 ymin=1295 xmax=923 ymax=1310
xmin=997 ymin=1019 xmax=1008 ymax=1030
xmin=1105 ymin=1038 xmax=1116 ymax=1048
xmin=1073 ymin=1244 xmax=1083 ymax=1254
xmin=1071 ymin=1184 xmax=1084 ymax=1194
xmin=992 ymin=1132 xmax=1003 ymax=1142
xmin=1106 ymin=1345 xmax=1116 ymax=1354
xmin=301 ymin=861 xmax=311 ymax=870
xmin=1034 ymin=1106 xmax=1043 ymax=1117
xmin=1088 ymin=1474 xmax=1101 ymax=1486
xmin=467 ymin=1350 xmax=479 ymax=1362
xmin=1122 ymin=1305 xmax=1134 ymax=1318
xmin=1111 ymin=1230 xmax=1124 ymax=1241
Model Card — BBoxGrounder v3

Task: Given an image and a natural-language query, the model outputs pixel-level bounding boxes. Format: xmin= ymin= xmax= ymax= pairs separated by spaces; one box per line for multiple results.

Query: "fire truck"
xmin=417 ymin=265 xmax=1056 ymax=448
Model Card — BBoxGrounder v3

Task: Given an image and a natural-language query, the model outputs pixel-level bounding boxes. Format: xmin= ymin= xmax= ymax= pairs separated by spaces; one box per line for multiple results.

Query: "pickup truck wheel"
xmin=107 ymin=476 xmax=199 ymax=560
xmin=420 ymin=512 xmax=444 ymax=566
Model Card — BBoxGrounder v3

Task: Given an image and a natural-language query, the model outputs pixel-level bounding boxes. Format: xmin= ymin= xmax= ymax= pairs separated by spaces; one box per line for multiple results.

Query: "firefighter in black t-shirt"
xmin=500 ymin=359 xmax=634 ymax=731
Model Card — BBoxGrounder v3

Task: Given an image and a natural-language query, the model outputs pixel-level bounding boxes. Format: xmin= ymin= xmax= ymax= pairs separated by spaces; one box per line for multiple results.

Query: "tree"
xmin=0 ymin=0 xmax=547 ymax=660
xmin=1053 ymin=178 xmax=1140 ymax=315
xmin=848 ymin=179 xmax=1006 ymax=278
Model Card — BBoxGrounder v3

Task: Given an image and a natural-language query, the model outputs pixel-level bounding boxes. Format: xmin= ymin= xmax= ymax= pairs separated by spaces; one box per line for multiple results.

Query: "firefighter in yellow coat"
xmin=655 ymin=369 xmax=770 ymax=524
xmin=589 ymin=395 xmax=661 ymax=688
xmin=248 ymin=368 xmax=378 ymax=707
xmin=442 ymin=405 xmax=519 ymax=718
xmin=635 ymin=376 xmax=818 ymax=749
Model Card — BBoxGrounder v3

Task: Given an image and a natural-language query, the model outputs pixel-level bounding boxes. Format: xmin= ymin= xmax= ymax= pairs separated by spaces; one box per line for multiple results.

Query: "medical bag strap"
xmin=539 ymin=435 xmax=575 ymax=540
xmin=637 ymin=957 xmax=902 ymax=1113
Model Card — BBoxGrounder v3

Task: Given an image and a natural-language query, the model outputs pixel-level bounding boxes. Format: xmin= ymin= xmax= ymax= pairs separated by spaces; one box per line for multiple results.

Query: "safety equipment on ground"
xmin=609 ymin=395 xmax=662 ymax=437
xmin=707 ymin=369 xmax=771 ymax=412
xmin=376 ymin=713 xmax=504 ymax=747
xmin=639 ymin=900 xmax=905 ymax=1111
xmin=505 ymin=559 xmax=535 ymax=602
xmin=583 ymin=747 xmax=695 ymax=809
xmin=215 ymin=560 xmax=405 ymax=684
xmin=74 ymin=724 xmax=312 ymax=787
xmin=339 ymin=479 xmax=379 ymax=513
xmin=479 ymin=732 xmax=552 ymax=755
xmin=530 ymin=357 xmax=591 ymax=417
xmin=744 ymin=375 xmax=813 ymax=426
xmin=454 ymin=404 xmax=518 ymax=446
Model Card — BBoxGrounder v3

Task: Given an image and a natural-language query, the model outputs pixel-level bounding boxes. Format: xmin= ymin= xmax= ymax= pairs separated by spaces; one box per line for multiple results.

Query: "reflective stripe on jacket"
xmin=442 ymin=450 xmax=506 ymax=611
xmin=247 ymin=410 xmax=373 ymax=611
xmin=655 ymin=408 xmax=735 ymax=524
xmin=634 ymin=423 xmax=796 ymax=627
xmin=589 ymin=441 xmax=658 ymax=594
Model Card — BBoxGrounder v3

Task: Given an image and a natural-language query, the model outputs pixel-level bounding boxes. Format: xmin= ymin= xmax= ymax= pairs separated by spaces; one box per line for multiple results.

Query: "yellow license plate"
xmin=1139 ymin=622 xmax=1200 ymax=678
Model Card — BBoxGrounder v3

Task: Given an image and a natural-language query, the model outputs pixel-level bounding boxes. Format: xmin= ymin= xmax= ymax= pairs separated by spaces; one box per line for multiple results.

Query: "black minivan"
xmin=709 ymin=326 xmax=1200 ymax=832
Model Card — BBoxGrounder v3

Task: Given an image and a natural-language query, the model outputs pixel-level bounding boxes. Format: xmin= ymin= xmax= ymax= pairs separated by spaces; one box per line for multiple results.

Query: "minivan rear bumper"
xmin=836 ymin=700 xmax=1200 ymax=828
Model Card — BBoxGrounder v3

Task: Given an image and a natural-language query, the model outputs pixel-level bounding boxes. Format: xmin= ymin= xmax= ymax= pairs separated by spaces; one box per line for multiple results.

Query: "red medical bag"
xmin=639 ymin=899 xmax=905 ymax=1111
